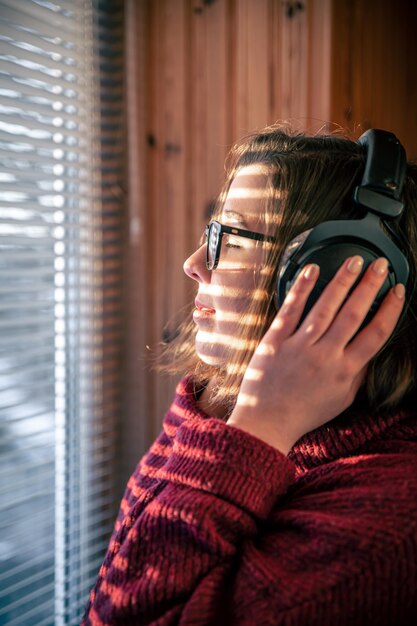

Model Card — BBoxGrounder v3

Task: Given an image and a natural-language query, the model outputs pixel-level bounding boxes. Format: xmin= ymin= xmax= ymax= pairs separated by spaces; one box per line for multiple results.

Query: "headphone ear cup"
xmin=276 ymin=243 xmax=394 ymax=328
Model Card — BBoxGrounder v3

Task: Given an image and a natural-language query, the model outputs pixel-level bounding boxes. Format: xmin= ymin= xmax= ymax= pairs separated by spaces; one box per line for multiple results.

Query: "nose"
xmin=183 ymin=244 xmax=211 ymax=284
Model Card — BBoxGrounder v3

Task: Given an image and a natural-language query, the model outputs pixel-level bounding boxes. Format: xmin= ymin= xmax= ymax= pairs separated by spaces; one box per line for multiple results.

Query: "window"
xmin=0 ymin=1 xmax=125 ymax=624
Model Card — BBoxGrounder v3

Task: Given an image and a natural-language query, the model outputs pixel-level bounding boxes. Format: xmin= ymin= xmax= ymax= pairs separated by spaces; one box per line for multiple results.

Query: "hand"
xmin=227 ymin=256 xmax=406 ymax=454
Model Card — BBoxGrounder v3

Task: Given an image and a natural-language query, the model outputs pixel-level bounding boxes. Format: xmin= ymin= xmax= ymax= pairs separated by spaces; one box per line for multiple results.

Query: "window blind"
xmin=0 ymin=1 xmax=125 ymax=624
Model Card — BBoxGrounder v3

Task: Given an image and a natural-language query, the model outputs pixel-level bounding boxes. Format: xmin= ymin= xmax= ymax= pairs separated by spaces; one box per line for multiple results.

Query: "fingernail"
xmin=372 ymin=257 xmax=389 ymax=275
xmin=347 ymin=255 xmax=364 ymax=274
xmin=394 ymin=283 xmax=405 ymax=299
xmin=303 ymin=264 xmax=319 ymax=280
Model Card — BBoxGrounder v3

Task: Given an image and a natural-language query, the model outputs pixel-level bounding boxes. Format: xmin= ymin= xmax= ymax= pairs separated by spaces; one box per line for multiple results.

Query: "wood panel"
xmin=205 ymin=0 xmax=230 ymax=208
xmin=189 ymin=0 xmax=208 ymax=254
xmin=121 ymin=0 xmax=152 ymax=487
xmin=277 ymin=0 xmax=332 ymax=132
xmin=147 ymin=0 xmax=166 ymax=431
xmin=330 ymin=0 xmax=417 ymax=158
xmin=234 ymin=0 xmax=270 ymax=133
xmin=307 ymin=0 xmax=332 ymax=129
xmin=279 ymin=0 xmax=308 ymax=121
xmin=147 ymin=0 xmax=190 ymax=432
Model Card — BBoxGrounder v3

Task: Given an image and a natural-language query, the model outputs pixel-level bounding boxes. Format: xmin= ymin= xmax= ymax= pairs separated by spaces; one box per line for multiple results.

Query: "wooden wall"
xmin=120 ymin=0 xmax=417 ymax=484
xmin=330 ymin=0 xmax=417 ymax=159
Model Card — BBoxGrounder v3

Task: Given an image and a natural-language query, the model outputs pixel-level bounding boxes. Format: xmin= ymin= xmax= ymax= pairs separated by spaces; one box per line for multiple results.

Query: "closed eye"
xmin=223 ymin=233 xmax=244 ymax=249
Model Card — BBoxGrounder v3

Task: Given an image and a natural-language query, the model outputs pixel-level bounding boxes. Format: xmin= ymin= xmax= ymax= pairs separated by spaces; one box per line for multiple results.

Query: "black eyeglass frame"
xmin=205 ymin=220 xmax=275 ymax=270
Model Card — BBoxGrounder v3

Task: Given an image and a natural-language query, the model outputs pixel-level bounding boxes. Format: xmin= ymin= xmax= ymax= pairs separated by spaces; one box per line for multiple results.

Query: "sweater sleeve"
xmin=82 ymin=414 xmax=417 ymax=626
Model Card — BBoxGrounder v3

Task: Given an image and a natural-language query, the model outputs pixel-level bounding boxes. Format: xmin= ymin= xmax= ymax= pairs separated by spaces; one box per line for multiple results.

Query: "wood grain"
xmin=330 ymin=0 xmax=417 ymax=157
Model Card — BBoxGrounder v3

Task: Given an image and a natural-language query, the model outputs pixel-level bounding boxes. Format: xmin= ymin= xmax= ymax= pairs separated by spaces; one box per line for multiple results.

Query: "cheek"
xmin=211 ymin=268 xmax=258 ymax=301
xmin=215 ymin=280 xmax=265 ymax=320
xmin=218 ymin=294 xmax=248 ymax=319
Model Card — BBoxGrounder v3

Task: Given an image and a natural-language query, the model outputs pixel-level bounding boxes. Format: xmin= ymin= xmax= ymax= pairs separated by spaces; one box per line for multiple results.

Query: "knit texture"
xmin=82 ymin=377 xmax=417 ymax=626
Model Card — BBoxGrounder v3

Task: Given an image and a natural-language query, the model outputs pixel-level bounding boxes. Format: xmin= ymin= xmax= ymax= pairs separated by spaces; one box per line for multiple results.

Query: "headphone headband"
xmin=354 ymin=129 xmax=407 ymax=217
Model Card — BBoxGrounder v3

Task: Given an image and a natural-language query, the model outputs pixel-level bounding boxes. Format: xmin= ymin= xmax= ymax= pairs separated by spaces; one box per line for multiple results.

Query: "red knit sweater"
xmin=82 ymin=377 xmax=417 ymax=625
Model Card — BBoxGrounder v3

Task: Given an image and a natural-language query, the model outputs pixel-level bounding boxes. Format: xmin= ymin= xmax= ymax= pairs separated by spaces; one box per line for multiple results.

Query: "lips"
xmin=195 ymin=299 xmax=216 ymax=314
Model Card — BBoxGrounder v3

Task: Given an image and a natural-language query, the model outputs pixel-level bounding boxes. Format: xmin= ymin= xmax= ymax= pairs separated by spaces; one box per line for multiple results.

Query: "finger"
xmin=323 ymin=257 xmax=391 ymax=347
xmin=270 ymin=264 xmax=320 ymax=338
xmin=345 ymin=284 xmax=405 ymax=369
xmin=297 ymin=255 xmax=365 ymax=344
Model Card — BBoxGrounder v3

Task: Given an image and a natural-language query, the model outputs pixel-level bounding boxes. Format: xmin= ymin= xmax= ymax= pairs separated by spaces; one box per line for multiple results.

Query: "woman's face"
xmin=183 ymin=164 xmax=275 ymax=367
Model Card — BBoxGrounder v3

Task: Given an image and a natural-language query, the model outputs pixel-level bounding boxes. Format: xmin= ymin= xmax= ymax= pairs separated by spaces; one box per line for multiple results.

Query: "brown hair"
xmin=158 ymin=124 xmax=417 ymax=416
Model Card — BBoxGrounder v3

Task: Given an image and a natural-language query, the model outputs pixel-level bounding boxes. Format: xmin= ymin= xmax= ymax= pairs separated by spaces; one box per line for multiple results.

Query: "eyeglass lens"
xmin=207 ymin=222 xmax=220 ymax=269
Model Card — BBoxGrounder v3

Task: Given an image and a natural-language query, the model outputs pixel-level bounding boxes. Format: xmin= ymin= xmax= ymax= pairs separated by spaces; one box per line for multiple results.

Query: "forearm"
xmin=82 ymin=417 xmax=295 ymax=625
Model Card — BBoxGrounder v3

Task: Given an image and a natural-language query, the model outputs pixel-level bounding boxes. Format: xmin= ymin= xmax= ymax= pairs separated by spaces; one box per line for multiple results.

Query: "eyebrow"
xmin=223 ymin=210 xmax=249 ymax=228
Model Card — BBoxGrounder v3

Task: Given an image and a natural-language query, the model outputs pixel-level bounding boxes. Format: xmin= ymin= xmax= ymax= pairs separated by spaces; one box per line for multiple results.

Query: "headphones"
xmin=275 ymin=129 xmax=409 ymax=326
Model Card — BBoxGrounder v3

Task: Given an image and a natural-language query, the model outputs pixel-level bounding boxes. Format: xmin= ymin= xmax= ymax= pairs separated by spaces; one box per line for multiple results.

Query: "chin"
xmin=195 ymin=336 xmax=226 ymax=367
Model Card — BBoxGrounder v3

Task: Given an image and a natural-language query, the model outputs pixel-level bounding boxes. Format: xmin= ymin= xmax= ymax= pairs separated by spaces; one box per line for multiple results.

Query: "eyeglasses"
xmin=205 ymin=220 xmax=275 ymax=270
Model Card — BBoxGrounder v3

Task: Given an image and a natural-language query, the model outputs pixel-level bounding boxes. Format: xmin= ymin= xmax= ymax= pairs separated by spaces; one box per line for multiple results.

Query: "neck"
xmin=196 ymin=378 xmax=230 ymax=421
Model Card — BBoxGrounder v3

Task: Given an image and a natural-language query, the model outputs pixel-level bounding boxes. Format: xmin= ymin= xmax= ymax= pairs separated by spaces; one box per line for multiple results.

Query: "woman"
xmin=83 ymin=126 xmax=417 ymax=625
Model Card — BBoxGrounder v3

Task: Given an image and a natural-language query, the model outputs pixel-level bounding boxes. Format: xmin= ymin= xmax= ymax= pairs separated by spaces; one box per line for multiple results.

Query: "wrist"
xmin=226 ymin=409 xmax=296 ymax=456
